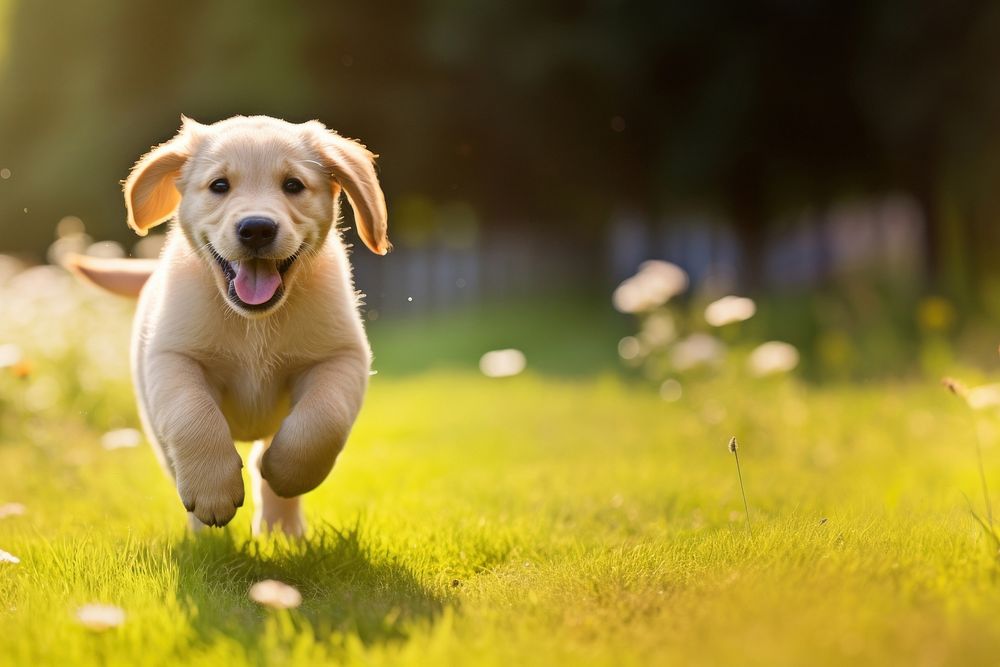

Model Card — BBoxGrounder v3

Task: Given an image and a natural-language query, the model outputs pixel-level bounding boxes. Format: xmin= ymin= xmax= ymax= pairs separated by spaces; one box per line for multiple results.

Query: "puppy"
xmin=70 ymin=115 xmax=389 ymax=536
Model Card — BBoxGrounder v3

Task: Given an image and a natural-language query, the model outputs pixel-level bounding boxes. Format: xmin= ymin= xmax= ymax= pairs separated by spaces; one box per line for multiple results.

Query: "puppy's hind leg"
xmin=249 ymin=439 xmax=305 ymax=538
xmin=187 ymin=512 xmax=208 ymax=534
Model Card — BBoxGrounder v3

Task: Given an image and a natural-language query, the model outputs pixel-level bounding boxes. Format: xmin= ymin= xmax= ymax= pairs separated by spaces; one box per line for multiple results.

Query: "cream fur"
xmin=104 ymin=115 xmax=387 ymax=535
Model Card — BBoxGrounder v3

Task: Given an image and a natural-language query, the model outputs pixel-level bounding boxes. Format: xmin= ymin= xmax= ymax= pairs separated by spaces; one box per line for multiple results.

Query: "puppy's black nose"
xmin=236 ymin=217 xmax=278 ymax=250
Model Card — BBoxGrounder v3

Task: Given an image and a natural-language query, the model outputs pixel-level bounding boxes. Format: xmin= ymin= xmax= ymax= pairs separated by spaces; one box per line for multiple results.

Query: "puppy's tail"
xmin=65 ymin=254 xmax=158 ymax=299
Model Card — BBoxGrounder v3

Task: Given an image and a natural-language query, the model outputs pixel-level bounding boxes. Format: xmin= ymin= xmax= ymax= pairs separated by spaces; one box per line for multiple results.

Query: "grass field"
xmin=3 ymin=274 xmax=1000 ymax=665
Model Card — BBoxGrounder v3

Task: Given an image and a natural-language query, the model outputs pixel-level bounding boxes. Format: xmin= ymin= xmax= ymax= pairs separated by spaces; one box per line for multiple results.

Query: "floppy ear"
xmin=124 ymin=118 xmax=200 ymax=236
xmin=306 ymin=123 xmax=390 ymax=255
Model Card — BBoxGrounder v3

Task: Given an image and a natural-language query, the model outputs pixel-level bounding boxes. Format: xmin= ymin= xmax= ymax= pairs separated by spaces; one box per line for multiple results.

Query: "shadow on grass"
xmin=169 ymin=520 xmax=446 ymax=649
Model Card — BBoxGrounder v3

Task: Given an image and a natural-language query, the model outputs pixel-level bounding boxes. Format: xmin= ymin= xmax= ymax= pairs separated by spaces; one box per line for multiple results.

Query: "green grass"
xmin=4 ymin=371 xmax=1000 ymax=665
xmin=3 ymin=281 xmax=1000 ymax=665
xmin=366 ymin=296 xmax=627 ymax=376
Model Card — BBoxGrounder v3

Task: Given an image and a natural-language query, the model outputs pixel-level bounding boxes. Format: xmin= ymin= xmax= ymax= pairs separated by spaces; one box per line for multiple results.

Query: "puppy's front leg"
xmin=145 ymin=352 xmax=244 ymax=527
xmin=261 ymin=351 xmax=368 ymax=498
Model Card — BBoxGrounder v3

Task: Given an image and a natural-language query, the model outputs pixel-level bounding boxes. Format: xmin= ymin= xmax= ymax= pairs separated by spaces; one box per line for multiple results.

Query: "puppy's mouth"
xmin=209 ymin=245 xmax=300 ymax=312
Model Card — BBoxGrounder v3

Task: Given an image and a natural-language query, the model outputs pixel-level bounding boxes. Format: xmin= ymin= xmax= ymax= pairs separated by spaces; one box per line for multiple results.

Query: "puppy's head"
xmin=124 ymin=115 xmax=389 ymax=317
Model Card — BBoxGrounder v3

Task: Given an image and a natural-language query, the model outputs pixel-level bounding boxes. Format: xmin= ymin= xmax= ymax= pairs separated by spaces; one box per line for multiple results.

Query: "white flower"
xmin=0 ymin=549 xmax=19 ymax=564
xmin=133 ymin=234 xmax=166 ymax=259
xmin=617 ymin=336 xmax=642 ymax=361
xmin=249 ymin=580 xmax=302 ymax=610
xmin=0 ymin=503 xmax=26 ymax=519
xmin=637 ymin=260 xmax=688 ymax=296
xmin=611 ymin=282 xmax=647 ymax=314
xmin=0 ymin=254 xmax=26 ymax=284
xmin=966 ymin=384 xmax=1000 ymax=411
xmin=659 ymin=379 xmax=682 ymax=402
xmin=100 ymin=428 xmax=142 ymax=450
xmin=479 ymin=349 xmax=526 ymax=378
xmin=56 ymin=216 xmax=85 ymax=238
xmin=670 ymin=334 xmax=725 ymax=371
xmin=704 ymin=296 xmax=756 ymax=327
xmin=75 ymin=604 xmax=126 ymax=631
xmin=85 ymin=240 xmax=126 ymax=259
xmin=639 ymin=312 xmax=676 ymax=347
xmin=612 ymin=260 xmax=688 ymax=313
xmin=0 ymin=343 xmax=21 ymax=368
xmin=47 ymin=234 xmax=93 ymax=266
xmin=748 ymin=341 xmax=800 ymax=376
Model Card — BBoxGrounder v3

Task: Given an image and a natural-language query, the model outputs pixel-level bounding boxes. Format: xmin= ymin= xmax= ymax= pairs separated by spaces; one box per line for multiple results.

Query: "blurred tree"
xmin=853 ymin=0 xmax=995 ymax=297
xmin=0 ymin=0 xmax=998 ymax=297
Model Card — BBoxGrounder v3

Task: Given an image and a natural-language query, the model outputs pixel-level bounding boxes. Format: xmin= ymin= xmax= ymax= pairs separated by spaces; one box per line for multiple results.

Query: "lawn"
xmin=2 ymin=273 xmax=1000 ymax=665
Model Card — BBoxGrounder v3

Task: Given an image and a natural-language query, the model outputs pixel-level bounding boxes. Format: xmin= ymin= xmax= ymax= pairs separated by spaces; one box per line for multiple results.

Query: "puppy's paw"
xmin=260 ymin=434 xmax=338 ymax=498
xmin=176 ymin=451 xmax=245 ymax=527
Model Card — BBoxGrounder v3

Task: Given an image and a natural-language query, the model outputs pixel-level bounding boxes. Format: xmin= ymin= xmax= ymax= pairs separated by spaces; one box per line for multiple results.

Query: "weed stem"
xmin=729 ymin=437 xmax=753 ymax=539
xmin=973 ymin=420 xmax=994 ymax=527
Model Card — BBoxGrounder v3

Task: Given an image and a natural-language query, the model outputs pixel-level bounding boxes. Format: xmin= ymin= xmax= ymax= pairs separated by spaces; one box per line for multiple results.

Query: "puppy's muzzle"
xmin=237 ymin=216 xmax=278 ymax=250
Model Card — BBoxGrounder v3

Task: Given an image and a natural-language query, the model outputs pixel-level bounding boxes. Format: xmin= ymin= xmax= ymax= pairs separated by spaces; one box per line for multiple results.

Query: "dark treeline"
xmin=1 ymin=1 xmax=999 ymax=293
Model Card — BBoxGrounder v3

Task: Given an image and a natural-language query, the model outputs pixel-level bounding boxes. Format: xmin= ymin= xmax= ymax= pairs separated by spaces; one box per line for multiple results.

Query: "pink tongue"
xmin=233 ymin=259 xmax=282 ymax=305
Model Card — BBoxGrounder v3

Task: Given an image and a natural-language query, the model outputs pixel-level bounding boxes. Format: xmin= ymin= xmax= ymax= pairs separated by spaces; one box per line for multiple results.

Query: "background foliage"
xmin=3 ymin=1 xmax=1000 ymax=297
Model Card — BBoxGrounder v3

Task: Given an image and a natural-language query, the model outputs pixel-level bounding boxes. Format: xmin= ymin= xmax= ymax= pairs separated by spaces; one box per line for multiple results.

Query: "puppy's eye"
xmin=283 ymin=178 xmax=305 ymax=194
xmin=209 ymin=178 xmax=230 ymax=194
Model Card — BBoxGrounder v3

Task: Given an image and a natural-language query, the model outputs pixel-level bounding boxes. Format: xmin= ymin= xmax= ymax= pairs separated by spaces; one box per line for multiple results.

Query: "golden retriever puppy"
xmin=70 ymin=115 xmax=389 ymax=536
